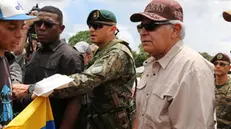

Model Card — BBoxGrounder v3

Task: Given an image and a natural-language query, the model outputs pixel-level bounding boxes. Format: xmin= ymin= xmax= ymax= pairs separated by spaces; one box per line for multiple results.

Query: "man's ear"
xmin=111 ymin=26 xmax=117 ymax=32
xmin=173 ymin=24 xmax=181 ymax=35
xmin=171 ymin=24 xmax=181 ymax=39
xmin=59 ymin=25 xmax=65 ymax=34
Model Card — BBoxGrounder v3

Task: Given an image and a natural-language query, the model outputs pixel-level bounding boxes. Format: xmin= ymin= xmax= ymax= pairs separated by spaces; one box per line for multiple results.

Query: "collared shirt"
xmin=136 ymin=40 xmax=216 ymax=129
xmin=23 ymin=39 xmax=84 ymax=129
xmin=24 ymin=39 xmax=84 ymax=84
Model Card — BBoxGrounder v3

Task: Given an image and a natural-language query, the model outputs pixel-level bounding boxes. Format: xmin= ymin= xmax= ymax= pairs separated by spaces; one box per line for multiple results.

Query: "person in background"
xmin=4 ymin=52 xmax=22 ymax=84
xmin=211 ymin=53 xmax=231 ymax=129
xmin=74 ymin=41 xmax=98 ymax=65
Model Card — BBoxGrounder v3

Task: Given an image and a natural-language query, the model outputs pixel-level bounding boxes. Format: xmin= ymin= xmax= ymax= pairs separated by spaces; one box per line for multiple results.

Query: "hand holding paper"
xmin=12 ymin=84 xmax=30 ymax=99
xmin=33 ymin=74 xmax=74 ymax=97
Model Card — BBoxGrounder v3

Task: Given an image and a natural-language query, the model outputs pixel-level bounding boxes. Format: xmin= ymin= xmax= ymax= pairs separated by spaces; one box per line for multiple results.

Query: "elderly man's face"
xmin=139 ymin=18 xmax=174 ymax=59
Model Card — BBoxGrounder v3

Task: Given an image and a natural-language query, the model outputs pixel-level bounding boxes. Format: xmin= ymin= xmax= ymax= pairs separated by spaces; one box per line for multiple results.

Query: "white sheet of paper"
xmin=33 ymin=74 xmax=74 ymax=97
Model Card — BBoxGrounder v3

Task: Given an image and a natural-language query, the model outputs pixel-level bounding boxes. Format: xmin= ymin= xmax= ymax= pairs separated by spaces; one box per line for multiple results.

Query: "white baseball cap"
xmin=0 ymin=0 xmax=36 ymax=20
xmin=74 ymin=41 xmax=91 ymax=54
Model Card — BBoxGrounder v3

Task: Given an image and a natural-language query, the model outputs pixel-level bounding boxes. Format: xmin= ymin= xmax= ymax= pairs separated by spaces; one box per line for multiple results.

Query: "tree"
xmin=68 ymin=32 xmax=149 ymax=67
xmin=68 ymin=30 xmax=91 ymax=46
xmin=133 ymin=44 xmax=149 ymax=67
xmin=199 ymin=52 xmax=213 ymax=61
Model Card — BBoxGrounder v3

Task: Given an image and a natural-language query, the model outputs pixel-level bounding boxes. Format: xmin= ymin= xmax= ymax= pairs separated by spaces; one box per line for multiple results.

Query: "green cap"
xmin=87 ymin=9 xmax=117 ymax=25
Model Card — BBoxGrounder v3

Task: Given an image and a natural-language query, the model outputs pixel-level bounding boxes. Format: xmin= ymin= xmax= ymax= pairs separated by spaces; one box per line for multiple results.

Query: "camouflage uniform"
xmin=53 ymin=39 xmax=136 ymax=129
xmin=216 ymin=76 xmax=231 ymax=129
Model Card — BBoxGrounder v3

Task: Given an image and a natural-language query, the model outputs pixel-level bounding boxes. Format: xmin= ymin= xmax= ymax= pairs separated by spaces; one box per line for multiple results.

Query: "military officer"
xmin=52 ymin=9 xmax=136 ymax=129
xmin=211 ymin=53 xmax=231 ymax=129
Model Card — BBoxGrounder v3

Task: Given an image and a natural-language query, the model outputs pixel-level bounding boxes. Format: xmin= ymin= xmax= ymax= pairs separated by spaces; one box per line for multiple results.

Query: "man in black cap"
xmin=211 ymin=53 xmax=231 ymax=129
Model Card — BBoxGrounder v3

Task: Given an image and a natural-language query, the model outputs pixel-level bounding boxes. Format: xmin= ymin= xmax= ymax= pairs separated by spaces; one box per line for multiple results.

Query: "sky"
xmin=18 ymin=0 xmax=231 ymax=56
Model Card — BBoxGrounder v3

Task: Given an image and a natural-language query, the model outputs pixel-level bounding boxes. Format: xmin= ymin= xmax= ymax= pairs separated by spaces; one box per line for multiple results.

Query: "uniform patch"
xmin=217 ymin=54 xmax=223 ymax=59
xmin=91 ymin=65 xmax=103 ymax=74
xmin=93 ymin=11 xmax=100 ymax=19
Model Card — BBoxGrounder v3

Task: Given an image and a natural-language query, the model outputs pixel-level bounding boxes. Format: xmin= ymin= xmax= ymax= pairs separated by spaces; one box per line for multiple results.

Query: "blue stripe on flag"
xmin=41 ymin=120 xmax=56 ymax=129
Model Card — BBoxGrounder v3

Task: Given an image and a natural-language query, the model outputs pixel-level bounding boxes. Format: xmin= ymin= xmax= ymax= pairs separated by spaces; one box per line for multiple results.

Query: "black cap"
xmin=211 ymin=53 xmax=230 ymax=64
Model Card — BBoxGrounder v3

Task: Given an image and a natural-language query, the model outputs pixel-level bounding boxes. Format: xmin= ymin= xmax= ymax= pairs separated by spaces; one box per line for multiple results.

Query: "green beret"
xmin=87 ymin=9 xmax=117 ymax=25
xmin=211 ymin=53 xmax=230 ymax=63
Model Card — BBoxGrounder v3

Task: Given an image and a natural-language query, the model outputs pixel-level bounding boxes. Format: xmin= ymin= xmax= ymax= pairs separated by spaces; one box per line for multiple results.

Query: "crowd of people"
xmin=1 ymin=0 xmax=231 ymax=129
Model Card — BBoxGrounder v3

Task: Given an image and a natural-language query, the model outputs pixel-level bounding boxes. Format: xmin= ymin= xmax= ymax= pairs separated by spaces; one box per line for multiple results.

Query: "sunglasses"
xmin=88 ymin=22 xmax=114 ymax=30
xmin=137 ymin=21 xmax=171 ymax=33
xmin=214 ymin=62 xmax=230 ymax=67
xmin=34 ymin=20 xmax=59 ymax=28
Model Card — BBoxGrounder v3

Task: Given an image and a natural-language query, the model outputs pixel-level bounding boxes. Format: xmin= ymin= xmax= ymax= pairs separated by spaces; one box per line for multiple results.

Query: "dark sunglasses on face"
xmin=214 ymin=62 xmax=230 ymax=67
xmin=34 ymin=20 xmax=59 ymax=28
xmin=88 ymin=22 xmax=114 ymax=30
xmin=137 ymin=21 xmax=171 ymax=33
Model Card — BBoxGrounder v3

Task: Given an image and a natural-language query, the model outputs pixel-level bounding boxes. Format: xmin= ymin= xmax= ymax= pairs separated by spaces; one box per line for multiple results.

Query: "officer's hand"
xmin=12 ymin=84 xmax=30 ymax=99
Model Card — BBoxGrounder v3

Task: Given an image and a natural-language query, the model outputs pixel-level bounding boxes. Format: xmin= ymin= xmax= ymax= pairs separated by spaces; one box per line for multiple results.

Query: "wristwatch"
xmin=28 ymin=84 xmax=35 ymax=94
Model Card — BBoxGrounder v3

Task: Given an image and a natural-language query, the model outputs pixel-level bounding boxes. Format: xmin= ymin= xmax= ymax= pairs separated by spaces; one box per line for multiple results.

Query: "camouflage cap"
xmin=87 ymin=9 xmax=117 ymax=25
xmin=130 ymin=0 xmax=183 ymax=22
xmin=211 ymin=53 xmax=230 ymax=64
xmin=223 ymin=10 xmax=231 ymax=22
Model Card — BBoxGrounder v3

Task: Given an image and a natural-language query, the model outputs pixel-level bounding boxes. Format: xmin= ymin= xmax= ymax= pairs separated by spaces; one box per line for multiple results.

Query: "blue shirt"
xmin=0 ymin=56 xmax=13 ymax=127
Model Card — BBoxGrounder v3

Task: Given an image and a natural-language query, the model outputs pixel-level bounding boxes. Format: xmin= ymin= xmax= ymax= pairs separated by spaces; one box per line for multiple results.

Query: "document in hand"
xmin=33 ymin=74 xmax=74 ymax=97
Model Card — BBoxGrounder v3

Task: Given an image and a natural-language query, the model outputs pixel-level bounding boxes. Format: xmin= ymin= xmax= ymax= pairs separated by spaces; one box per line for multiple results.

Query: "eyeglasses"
xmin=34 ymin=20 xmax=59 ymax=28
xmin=214 ymin=62 xmax=230 ymax=67
xmin=137 ymin=21 xmax=171 ymax=33
xmin=88 ymin=22 xmax=114 ymax=30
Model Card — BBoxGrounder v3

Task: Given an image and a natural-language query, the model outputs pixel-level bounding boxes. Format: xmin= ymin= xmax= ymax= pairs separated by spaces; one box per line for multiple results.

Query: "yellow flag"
xmin=5 ymin=97 xmax=55 ymax=129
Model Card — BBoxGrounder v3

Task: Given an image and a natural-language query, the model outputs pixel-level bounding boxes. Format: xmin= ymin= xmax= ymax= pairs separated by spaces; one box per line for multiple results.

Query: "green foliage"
xmin=68 ymin=31 xmax=149 ymax=67
xmin=199 ymin=52 xmax=213 ymax=61
xmin=68 ymin=30 xmax=92 ymax=46
xmin=133 ymin=44 xmax=149 ymax=67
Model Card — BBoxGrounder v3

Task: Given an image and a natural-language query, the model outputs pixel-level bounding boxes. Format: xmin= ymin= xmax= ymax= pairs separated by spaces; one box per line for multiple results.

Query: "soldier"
xmin=211 ymin=53 xmax=231 ymax=129
xmin=52 ymin=9 xmax=136 ymax=129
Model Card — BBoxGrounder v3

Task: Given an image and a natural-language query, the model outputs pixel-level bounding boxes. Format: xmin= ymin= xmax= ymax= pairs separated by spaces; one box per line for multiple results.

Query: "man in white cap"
xmin=74 ymin=41 xmax=98 ymax=65
xmin=0 ymin=0 xmax=35 ymax=127
xmin=75 ymin=41 xmax=91 ymax=65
